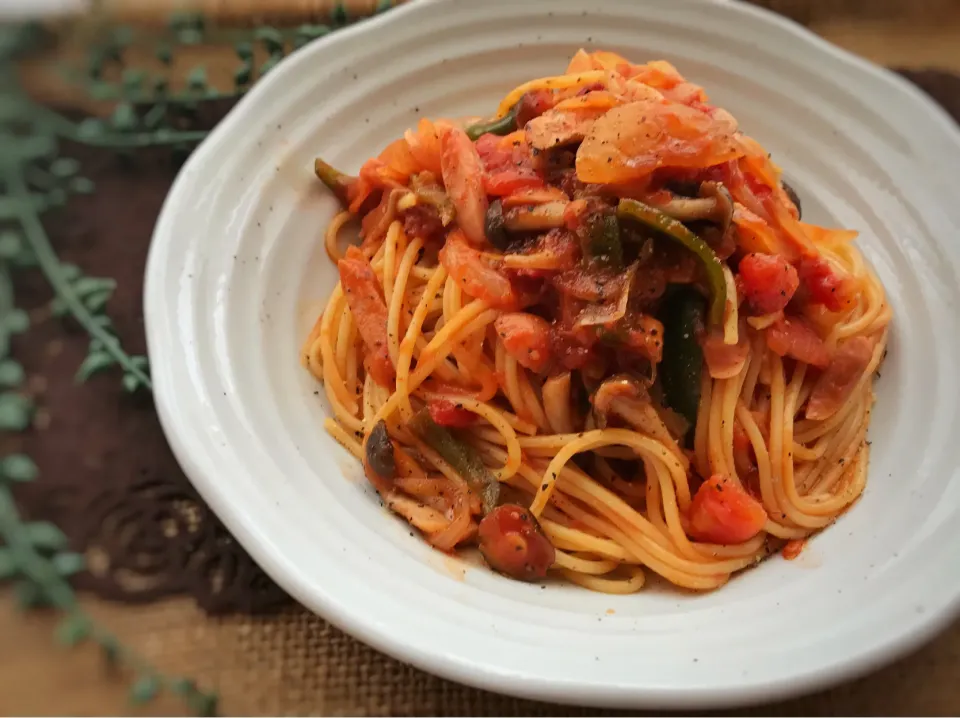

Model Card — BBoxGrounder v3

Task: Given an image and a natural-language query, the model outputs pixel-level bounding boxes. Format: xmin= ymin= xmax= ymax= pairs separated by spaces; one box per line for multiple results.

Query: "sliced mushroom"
xmin=591 ymin=375 xmax=689 ymax=467
xmin=651 ymin=181 xmax=734 ymax=232
xmin=698 ymin=182 xmax=735 ymax=232
xmin=363 ymin=420 xmax=396 ymax=494
xmin=503 ymin=201 xmax=568 ymax=232
xmin=590 ymin=374 xmax=649 ymax=429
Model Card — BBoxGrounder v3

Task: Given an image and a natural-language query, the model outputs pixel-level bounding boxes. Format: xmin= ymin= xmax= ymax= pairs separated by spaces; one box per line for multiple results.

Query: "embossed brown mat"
xmin=4 ymin=3 xmax=960 ymax=715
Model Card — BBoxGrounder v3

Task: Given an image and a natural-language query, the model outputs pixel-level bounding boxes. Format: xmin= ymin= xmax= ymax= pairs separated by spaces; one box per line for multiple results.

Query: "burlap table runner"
xmin=3 ymin=1 xmax=960 ymax=714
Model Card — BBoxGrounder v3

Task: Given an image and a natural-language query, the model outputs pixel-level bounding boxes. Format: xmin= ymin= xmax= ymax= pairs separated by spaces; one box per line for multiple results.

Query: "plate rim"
xmin=145 ymin=0 xmax=960 ymax=709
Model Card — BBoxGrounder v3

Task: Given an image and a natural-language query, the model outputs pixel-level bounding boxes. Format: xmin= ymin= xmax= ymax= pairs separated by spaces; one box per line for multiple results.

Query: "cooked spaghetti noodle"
xmin=302 ymin=50 xmax=890 ymax=592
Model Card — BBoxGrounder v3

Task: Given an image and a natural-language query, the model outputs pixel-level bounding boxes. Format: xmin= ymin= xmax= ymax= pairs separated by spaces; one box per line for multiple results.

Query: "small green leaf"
xmin=69 ymin=177 xmax=95 ymax=195
xmin=142 ymin=104 xmax=166 ymax=130
xmin=99 ymin=635 xmax=119 ymax=666
xmin=130 ymin=675 xmax=160 ymax=704
xmin=110 ymin=102 xmax=137 ymax=132
xmin=254 ymin=27 xmax=284 ymax=54
xmin=0 ymin=393 xmax=33 ymax=431
xmin=296 ymin=24 xmax=330 ymax=41
xmin=0 ymin=548 xmax=16 ymax=580
xmin=112 ymin=26 xmax=134 ymax=47
xmin=0 ymin=359 xmax=24 ymax=388
xmin=88 ymin=81 xmax=117 ymax=101
xmin=10 ymin=247 xmax=36 ymax=269
xmin=50 ymin=157 xmax=80 ymax=178
xmin=153 ymin=76 xmax=169 ymax=95
xmin=177 ymin=28 xmax=204 ymax=45
xmin=60 ymin=263 xmax=82 ymax=281
xmin=155 ymin=42 xmax=172 ymax=65
xmin=122 ymin=68 xmax=145 ymax=92
xmin=2 ymin=454 xmax=38 ymax=482
xmin=122 ymin=373 xmax=142 ymax=393
xmin=332 ymin=2 xmax=349 ymax=24
xmin=4 ymin=308 xmax=30 ymax=333
xmin=0 ymin=230 xmax=23 ymax=260
xmin=90 ymin=335 xmax=119 ymax=353
xmin=51 ymin=552 xmax=85 ymax=577
xmin=76 ymin=350 xmax=115 ymax=382
xmin=15 ymin=135 xmax=56 ymax=161
xmin=56 ymin=614 xmax=90 ymax=646
xmin=15 ymin=580 xmax=47 ymax=609
xmin=234 ymin=63 xmax=252 ymax=88
xmin=102 ymin=40 xmax=123 ymax=63
xmin=87 ymin=55 xmax=104 ymax=80
xmin=170 ymin=678 xmax=195 ymax=695
xmin=83 ymin=289 xmax=113 ymax=313
xmin=76 ymin=118 xmax=106 ymax=139
xmin=190 ymin=691 xmax=218 ymax=717
xmin=50 ymin=296 xmax=68 ymax=318
xmin=260 ymin=56 xmax=281 ymax=77
xmin=24 ymin=521 xmax=68 ymax=551
xmin=376 ymin=0 xmax=394 ymax=11
xmin=46 ymin=188 xmax=67 ymax=208
xmin=187 ymin=66 xmax=207 ymax=91
xmin=92 ymin=315 xmax=113 ymax=330
xmin=72 ymin=276 xmax=116 ymax=298
xmin=131 ymin=355 xmax=149 ymax=370
xmin=234 ymin=40 xmax=253 ymax=61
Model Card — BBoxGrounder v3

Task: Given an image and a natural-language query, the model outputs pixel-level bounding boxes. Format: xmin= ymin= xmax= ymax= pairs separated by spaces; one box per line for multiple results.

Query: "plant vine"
xmin=0 ymin=2 xmax=398 ymax=713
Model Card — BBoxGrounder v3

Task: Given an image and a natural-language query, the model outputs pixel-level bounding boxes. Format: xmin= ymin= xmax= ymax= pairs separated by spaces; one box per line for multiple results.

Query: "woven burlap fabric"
xmin=3 ymin=596 xmax=960 ymax=716
xmin=4 ymin=1 xmax=960 ymax=715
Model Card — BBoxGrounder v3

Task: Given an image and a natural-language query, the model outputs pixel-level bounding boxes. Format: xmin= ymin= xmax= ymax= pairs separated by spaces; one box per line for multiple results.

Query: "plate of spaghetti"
xmin=146 ymin=0 xmax=960 ymax=709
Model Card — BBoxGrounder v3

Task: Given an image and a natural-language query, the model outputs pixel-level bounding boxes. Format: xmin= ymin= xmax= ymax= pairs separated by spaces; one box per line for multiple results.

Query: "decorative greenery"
xmin=0 ymin=2 xmax=399 ymax=713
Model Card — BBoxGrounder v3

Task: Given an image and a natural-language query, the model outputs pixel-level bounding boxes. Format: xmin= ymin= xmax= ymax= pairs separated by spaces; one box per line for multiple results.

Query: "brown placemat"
xmin=4 ymin=4 xmax=960 ymax=717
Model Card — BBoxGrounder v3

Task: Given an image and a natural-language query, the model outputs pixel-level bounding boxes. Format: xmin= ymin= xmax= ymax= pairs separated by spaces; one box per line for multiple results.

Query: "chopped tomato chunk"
xmin=494 ymin=312 xmax=553 ymax=373
xmin=428 ymin=398 xmax=477 ymax=428
xmin=484 ymin=170 xmax=544 ymax=196
xmin=798 ymin=256 xmax=854 ymax=312
xmin=765 ymin=316 xmax=831 ymax=368
xmin=338 ymin=246 xmax=395 ymax=387
xmin=738 ymin=253 xmax=799 ymax=315
xmin=515 ymin=89 xmax=556 ymax=128
xmin=688 ymin=475 xmax=767 ymax=544
xmin=478 ymin=504 xmax=555 ymax=581
xmin=476 ymin=132 xmax=543 ymax=197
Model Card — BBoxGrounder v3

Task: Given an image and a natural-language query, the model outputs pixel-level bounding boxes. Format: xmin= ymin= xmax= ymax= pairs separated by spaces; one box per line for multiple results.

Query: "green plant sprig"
xmin=0 ymin=483 xmax=218 ymax=715
xmin=0 ymin=1 xmax=399 ymax=711
xmin=3 ymin=166 xmax=151 ymax=391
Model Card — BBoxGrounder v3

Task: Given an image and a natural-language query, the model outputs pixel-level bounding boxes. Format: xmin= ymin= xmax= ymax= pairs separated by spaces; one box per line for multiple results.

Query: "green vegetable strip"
xmin=616 ymin=198 xmax=726 ymax=328
xmin=409 ymin=411 xmax=500 ymax=514
xmin=465 ymin=104 xmax=519 ymax=142
xmin=587 ymin=213 xmax=623 ymax=268
xmin=658 ymin=287 xmax=705 ymax=435
xmin=313 ymin=157 xmax=354 ymax=206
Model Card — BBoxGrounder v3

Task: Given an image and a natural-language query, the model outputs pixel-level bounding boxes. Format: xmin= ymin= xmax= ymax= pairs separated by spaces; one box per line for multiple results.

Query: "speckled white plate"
xmin=144 ymin=0 xmax=960 ymax=709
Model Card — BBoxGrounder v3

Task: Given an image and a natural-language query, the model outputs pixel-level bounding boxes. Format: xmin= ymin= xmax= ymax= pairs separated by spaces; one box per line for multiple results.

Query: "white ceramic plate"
xmin=145 ymin=0 xmax=960 ymax=709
